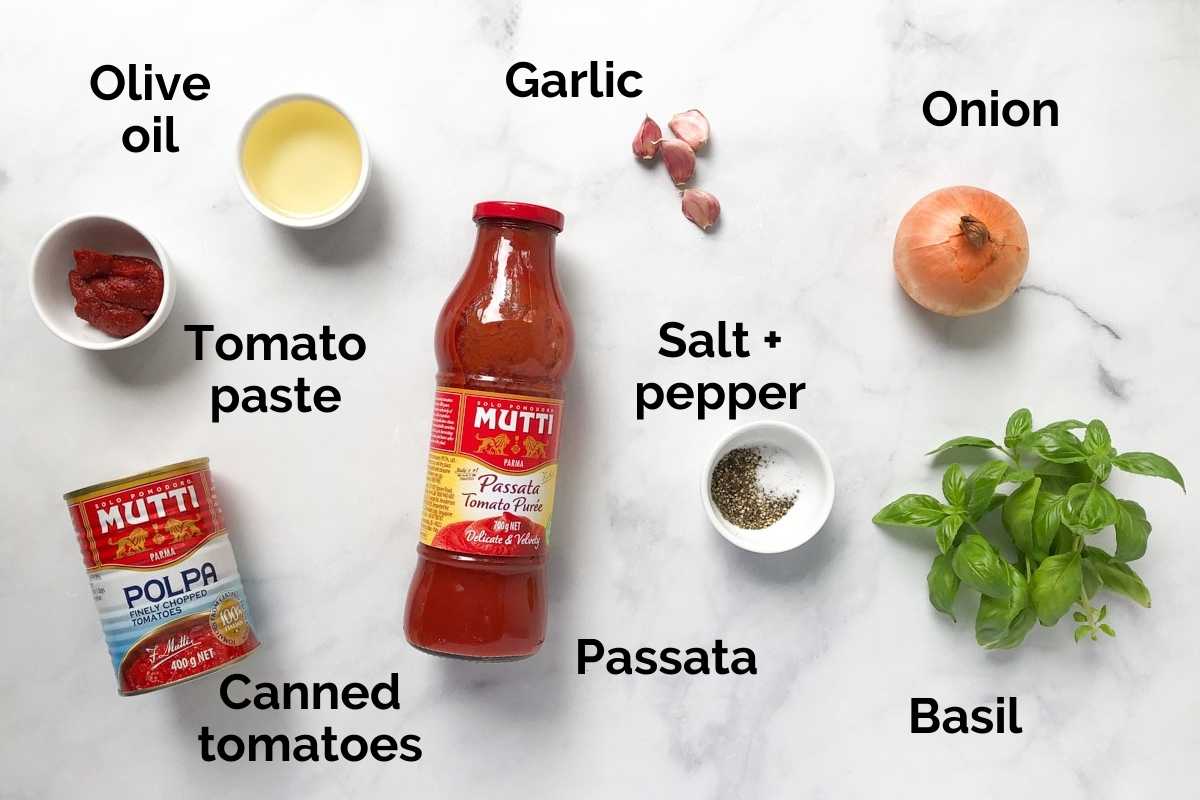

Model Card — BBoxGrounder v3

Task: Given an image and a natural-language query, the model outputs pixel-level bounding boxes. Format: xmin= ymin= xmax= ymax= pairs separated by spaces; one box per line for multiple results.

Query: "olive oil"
xmin=240 ymin=98 xmax=362 ymax=218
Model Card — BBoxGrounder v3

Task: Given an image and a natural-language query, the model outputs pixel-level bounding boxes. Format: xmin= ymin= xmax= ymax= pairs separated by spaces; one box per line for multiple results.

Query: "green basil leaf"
xmin=926 ymin=436 xmax=1001 ymax=457
xmin=976 ymin=594 xmax=1016 ymax=647
xmin=1005 ymin=466 xmax=1035 ymax=483
xmin=927 ymin=553 xmax=960 ymax=622
xmin=1009 ymin=563 xmax=1030 ymax=609
xmin=1052 ymin=526 xmax=1077 ymax=557
xmin=942 ymin=464 xmax=968 ymax=509
xmin=1100 ymin=623 xmax=1116 ymax=637
xmin=1032 ymin=428 xmax=1088 ymax=464
xmin=1030 ymin=552 xmax=1083 ymax=626
xmin=1031 ymin=490 xmax=1064 ymax=562
xmin=952 ymin=534 xmax=1011 ymax=599
xmin=1033 ymin=460 xmax=1090 ymax=478
xmin=1086 ymin=547 xmax=1152 ymax=608
xmin=1112 ymin=451 xmax=1186 ymax=492
xmin=1083 ymin=419 xmax=1112 ymax=455
xmin=966 ymin=461 xmax=1010 ymax=519
xmin=1074 ymin=624 xmax=1091 ymax=643
xmin=987 ymin=607 xmax=1037 ymax=650
xmin=1113 ymin=499 xmax=1151 ymax=562
xmin=1086 ymin=454 xmax=1113 ymax=482
xmin=977 ymin=565 xmax=1030 ymax=648
xmin=936 ymin=514 xmax=964 ymax=555
xmin=1072 ymin=611 xmax=1088 ymax=623
xmin=1036 ymin=476 xmax=1071 ymax=497
xmin=988 ymin=492 xmax=1008 ymax=512
xmin=1004 ymin=409 xmax=1033 ymax=451
xmin=1034 ymin=461 xmax=1092 ymax=494
xmin=1065 ymin=483 xmax=1120 ymax=532
xmin=1002 ymin=478 xmax=1041 ymax=560
xmin=1038 ymin=419 xmax=1087 ymax=433
xmin=873 ymin=494 xmax=947 ymax=528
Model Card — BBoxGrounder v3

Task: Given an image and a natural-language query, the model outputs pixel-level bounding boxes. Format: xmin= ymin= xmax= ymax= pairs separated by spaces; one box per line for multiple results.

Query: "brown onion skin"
xmin=893 ymin=186 xmax=1029 ymax=316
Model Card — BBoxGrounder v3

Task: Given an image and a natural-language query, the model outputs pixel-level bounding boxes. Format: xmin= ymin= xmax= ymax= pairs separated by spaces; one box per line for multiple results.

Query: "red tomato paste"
xmin=68 ymin=248 xmax=163 ymax=337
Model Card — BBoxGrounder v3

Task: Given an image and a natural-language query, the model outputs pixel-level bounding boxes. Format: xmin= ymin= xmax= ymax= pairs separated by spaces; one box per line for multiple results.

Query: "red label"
xmin=119 ymin=610 xmax=258 ymax=695
xmin=458 ymin=391 xmax=560 ymax=472
xmin=420 ymin=388 xmax=563 ymax=557
xmin=69 ymin=468 xmax=223 ymax=571
xmin=431 ymin=513 xmax=549 ymax=558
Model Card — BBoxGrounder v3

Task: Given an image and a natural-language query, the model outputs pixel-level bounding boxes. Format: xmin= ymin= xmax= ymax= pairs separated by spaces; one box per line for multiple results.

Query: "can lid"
xmin=473 ymin=201 xmax=564 ymax=232
xmin=63 ymin=457 xmax=211 ymax=502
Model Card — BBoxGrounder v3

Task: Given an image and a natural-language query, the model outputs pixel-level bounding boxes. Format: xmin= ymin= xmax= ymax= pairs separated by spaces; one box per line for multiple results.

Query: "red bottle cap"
xmin=473 ymin=201 xmax=565 ymax=232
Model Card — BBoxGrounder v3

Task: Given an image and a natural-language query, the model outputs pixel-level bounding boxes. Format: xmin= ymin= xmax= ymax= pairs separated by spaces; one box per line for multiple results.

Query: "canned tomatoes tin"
xmin=64 ymin=458 xmax=260 ymax=695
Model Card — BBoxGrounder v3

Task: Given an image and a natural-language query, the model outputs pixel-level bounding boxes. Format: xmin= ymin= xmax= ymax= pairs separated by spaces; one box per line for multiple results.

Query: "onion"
xmin=893 ymin=186 xmax=1029 ymax=316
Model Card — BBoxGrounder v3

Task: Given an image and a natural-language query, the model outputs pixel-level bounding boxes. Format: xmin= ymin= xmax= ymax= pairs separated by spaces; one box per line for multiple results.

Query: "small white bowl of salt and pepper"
xmin=702 ymin=421 xmax=835 ymax=554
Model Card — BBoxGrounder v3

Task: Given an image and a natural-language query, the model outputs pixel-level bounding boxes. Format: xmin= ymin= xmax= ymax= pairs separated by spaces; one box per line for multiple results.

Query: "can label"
xmin=419 ymin=388 xmax=562 ymax=557
xmin=65 ymin=461 xmax=259 ymax=695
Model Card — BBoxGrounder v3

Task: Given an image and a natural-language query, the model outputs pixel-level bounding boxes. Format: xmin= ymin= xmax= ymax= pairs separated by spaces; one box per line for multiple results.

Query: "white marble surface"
xmin=2 ymin=1 xmax=1199 ymax=797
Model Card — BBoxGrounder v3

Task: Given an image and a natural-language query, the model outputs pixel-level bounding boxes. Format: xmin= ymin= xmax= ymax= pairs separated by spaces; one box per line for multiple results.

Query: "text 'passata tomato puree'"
xmin=64 ymin=458 xmax=259 ymax=695
xmin=405 ymin=201 xmax=573 ymax=660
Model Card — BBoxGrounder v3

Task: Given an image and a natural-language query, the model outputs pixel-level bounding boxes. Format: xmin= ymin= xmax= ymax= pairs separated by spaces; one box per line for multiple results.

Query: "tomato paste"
xmin=64 ymin=458 xmax=259 ymax=695
xmin=68 ymin=248 xmax=163 ymax=337
xmin=405 ymin=201 xmax=573 ymax=660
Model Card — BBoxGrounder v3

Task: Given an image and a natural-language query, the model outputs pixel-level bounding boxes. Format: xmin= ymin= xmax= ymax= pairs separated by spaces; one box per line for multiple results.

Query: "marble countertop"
xmin=2 ymin=1 xmax=1199 ymax=797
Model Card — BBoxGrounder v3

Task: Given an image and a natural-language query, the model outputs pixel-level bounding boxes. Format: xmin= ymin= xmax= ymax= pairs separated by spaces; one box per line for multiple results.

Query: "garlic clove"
xmin=632 ymin=115 xmax=662 ymax=160
xmin=668 ymin=110 xmax=709 ymax=151
xmin=661 ymin=139 xmax=696 ymax=186
xmin=682 ymin=188 xmax=720 ymax=231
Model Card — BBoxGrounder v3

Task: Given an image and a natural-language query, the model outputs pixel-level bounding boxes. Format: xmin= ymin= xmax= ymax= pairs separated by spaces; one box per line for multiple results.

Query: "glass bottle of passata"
xmin=405 ymin=201 xmax=573 ymax=660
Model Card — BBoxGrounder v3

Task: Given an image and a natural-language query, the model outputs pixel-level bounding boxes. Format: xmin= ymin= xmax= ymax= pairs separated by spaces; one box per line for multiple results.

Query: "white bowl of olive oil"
xmin=237 ymin=93 xmax=371 ymax=229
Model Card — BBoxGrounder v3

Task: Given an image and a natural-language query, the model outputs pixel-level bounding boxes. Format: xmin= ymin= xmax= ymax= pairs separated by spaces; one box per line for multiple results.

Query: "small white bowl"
xmin=702 ymin=421 xmax=835 ymax=554
xmin=29 ymin=214 xmax=175 ymax=350
xmin=236 ymin=92 xmax=371 ymax=229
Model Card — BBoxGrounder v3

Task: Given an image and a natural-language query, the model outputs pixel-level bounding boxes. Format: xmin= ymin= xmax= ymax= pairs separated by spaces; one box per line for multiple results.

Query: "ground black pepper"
xmin=709 ymin=446 xmax=798 ymax=529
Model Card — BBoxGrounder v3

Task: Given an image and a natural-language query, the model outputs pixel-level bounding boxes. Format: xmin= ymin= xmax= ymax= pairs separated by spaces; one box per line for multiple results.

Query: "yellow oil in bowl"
xmin=240 ymin=98 xmax=363 ymax=219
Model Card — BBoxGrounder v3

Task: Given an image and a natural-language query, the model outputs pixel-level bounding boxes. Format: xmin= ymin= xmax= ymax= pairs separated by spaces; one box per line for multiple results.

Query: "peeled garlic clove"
xmin=668 ymin=110 xmax=709 ymax=151
xmin=682 ymin=188 xmax=720 ymax=231
xmin=661 ymin=139 xmax=696 ymax=186
xmin=632 ymin=115 xmax=662 ymax=160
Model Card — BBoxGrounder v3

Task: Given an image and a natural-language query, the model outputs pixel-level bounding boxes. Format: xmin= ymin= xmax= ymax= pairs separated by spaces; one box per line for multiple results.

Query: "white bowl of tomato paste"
xmin=30 ymin=213 xmax=175 ymax=350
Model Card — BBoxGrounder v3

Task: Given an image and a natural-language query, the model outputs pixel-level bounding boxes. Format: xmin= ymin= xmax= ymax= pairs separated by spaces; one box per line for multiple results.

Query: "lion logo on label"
xmin=163 ymin=516 xmax=202 ymax=543
xmin=109 ymin=527 xmax=149 ymax=558
xmin=522 ymin=436 xmax=548 ymax=460
xmin=475 ymin=433 xmax=510 ymax=456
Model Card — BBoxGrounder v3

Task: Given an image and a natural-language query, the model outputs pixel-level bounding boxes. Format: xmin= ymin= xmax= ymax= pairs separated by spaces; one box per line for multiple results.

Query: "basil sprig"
xmin=874 ymin=409 xmax=1183 ymax=649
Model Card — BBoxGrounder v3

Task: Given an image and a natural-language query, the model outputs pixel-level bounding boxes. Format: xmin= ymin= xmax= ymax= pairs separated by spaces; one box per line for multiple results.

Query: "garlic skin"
xmin=632 ymin=115 xmax=662 ymax=160
xmin=668 ymin=110 xmax=709 ymax=151
xmin=661 ymin=139 xmax=696 ymax=186
xmin=682 ymin=188 xmax=720 ymax=231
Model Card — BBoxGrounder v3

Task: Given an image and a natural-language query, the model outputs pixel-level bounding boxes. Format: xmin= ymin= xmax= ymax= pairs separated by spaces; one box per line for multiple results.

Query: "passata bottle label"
xmin=419 ymin=387 xmax=562 ymax=557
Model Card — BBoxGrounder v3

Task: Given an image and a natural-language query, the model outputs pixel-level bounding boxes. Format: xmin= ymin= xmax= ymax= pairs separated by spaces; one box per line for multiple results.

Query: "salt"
xmin=754 ymin=445 xmax=802 ymax=503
